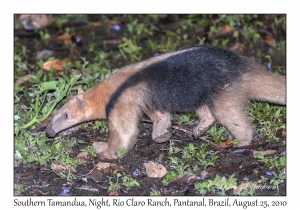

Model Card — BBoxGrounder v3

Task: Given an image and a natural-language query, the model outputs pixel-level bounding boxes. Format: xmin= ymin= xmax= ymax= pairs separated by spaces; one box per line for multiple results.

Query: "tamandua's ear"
xmin=78 ymin=85 xmax=84 ymax=95
xmin=76 ymin=97 xmax=86 ymax=109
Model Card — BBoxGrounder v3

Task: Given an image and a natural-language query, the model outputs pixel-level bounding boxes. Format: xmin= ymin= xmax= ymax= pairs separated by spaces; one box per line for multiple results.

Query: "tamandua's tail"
xmin=242 ymin=62 xmax=286 ymax=105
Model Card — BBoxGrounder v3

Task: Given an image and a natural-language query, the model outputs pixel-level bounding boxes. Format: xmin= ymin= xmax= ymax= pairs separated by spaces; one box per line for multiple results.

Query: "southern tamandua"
xmin=46 ymin=45 xmax=286 ymax=159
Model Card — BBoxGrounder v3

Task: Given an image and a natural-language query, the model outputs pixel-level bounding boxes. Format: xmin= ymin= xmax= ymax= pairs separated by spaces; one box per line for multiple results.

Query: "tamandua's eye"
xmin=64 ymin=113 xmax=68 ymax=119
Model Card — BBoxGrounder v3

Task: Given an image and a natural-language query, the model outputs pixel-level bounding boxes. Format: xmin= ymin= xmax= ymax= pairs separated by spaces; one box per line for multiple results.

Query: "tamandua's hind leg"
xmin=147 ymin=110 xmax=172 ymax=143
xmin=192 ymin=105 xmax=216 ymax=139
xmin=212 ymin=90 xmax=253 ymax=147
xmin=93 ymin=99 xmax=141 ymax=159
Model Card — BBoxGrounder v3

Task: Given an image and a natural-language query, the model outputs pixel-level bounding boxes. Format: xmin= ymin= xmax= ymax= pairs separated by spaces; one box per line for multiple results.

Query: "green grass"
xmin=14 ymin=15 xmax=286 ymax=196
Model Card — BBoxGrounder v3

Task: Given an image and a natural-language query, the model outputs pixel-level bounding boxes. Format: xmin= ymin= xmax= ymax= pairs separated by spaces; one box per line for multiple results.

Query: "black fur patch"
xmin=106 ymin=45 xmax=248 ymax=117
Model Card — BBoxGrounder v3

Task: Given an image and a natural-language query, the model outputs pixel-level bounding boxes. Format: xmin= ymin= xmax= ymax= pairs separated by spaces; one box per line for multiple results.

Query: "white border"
xmin=4 ymin=0 xmax=299 ymax=208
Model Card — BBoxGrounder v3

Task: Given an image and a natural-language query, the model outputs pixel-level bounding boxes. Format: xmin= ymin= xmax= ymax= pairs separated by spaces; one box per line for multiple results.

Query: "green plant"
xmin=197 ymin=174 xmax=237 ymax=196
xmin=93 ymin=120 xmax=108 ymax=133
xmin=14 ymin=184 xmax=25 ymax=195
xmin=276 ymin=40 xmax=286 ymax=52
xmin=117 ymin=147 xmax=127 ymax=159
xmin=256 ymin=153 xmax=286 ymax=171
xmin=257 ymin=176 xmax=268 ymax=184
xmin=229 ymin=139 xmax=239 ymax=147
xmin=194 ymin=181 xmax=209 ymax=195
xmin=197 ymin=37 xmax=206 ymax=45
xmin=150 ymin=190 xmax=161 ymax=196
xmin=167 ymin=141 xmax=181 ymax=156
xmin=39 ymin=30 xmax=51 ymax=45
xmin=178 ymin=113 xmax=195 ymax=125
xmin=122 ymin=176 xmax=140 ymax=190
xmin=118 ymin=37 xmax=142 ymax=62
xmin=21 ymin=73 xmax=81 ymax=129
xmin=163 ymin=143 xmax=218 ymax=183
xmin=14 ymin=130 xmax=78 ymax=177
xmin=107 ymin=173 xmax=122 ymax=192
xmin=203 ymin=123 xmax=228 ymax=144
xmin=270 ymin=171 xmax=286 ymax=186
xmin=80 ymin=146 xmax=97 ymax=157
xmin=236 ymin=182 xmax=256 ymax=196
xmin=248 ymin=102 xmax=286 ymax=142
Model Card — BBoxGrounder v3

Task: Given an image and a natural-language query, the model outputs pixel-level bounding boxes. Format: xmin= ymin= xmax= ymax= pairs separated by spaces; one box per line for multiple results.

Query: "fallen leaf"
xmin=77 ymin=152 xmax=93 ymax=164
xmin=93 ymin=22 xmax=101 ymax=27
xmin=42 ymin=59 xmax=71 ymax=71
xmin=166 ymin=174 xmax=200 ymax=187
xmin=15 ymin=74 xmax=32 ymax=85
xmin=253 ymin=150 xmax=277 ymax=158
xmin=109 ymin=20 xmax=121 ymax=25
xmin=230 ymin=42 xmax=245 ymax=52
xmin=96 ymin=162 xmax=112 ymax=170
xmin=143 ymin=161 xmax=167 ymax=178
xmin=216 ymin=138 xmax=233 ymax=150
xmin=282 ymin=130 xmax=286 ymax=137
xmin=56 ymin=34 xmax=72 ymax=40
xmin=86 ymin=170 xmax=103 ymax=182
xmin=51 ymin=162 xmax=76 ymax=173
xmin=264 ymin=35 xmax=276 ymax=47
xmin=109 ymin=191 xmax=119 ymax=196
xmin=96 ymin=162 xmax=126 ymax=175
xmin=221 ymin=25 xmax=231 ymax=35
xmin=19 ymin=14 xmax=51 ymax=30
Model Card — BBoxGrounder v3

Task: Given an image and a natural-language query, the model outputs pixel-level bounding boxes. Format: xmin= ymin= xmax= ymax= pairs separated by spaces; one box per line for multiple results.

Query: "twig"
xmin=142 ymin=119 xmax=218 ymax=148
xmin=75 ymin=164 xmax=98 ymax=179
xmin=172 ymin=125 xmax=218 ymax=148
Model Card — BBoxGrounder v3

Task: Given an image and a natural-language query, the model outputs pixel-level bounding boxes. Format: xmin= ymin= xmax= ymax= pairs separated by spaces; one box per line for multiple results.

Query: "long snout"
xmin=45 ymin=124 xmax=57 ymax=137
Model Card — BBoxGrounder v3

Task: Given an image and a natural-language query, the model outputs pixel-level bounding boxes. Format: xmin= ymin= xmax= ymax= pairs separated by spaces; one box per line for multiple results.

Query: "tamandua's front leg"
xmin=192 ymin=105 xmax=216 ymax=139
xmin=93 ymin=97 xmax=141 ymax=159
xmin=147 ymin=110 xmax=172 ymax=143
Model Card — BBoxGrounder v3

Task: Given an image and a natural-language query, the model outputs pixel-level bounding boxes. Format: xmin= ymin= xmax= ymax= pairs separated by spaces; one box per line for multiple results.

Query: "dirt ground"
xmin=14 ymin=14 xmax=286 ymax=196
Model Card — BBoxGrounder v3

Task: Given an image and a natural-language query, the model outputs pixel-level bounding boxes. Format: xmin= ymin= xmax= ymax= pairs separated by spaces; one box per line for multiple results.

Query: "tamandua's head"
xmin=46 ymin=94 xmax=90 ymax=138
xmin=46 ymin=87 xmax=90 ymax=137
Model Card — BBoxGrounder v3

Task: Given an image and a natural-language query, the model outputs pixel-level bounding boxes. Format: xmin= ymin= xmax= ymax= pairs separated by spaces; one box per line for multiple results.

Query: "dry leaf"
xmin=282 ymin=130 xmax=286 ymax=137
xmin=51 ymin=162 xmax=76 ymax=173
xmin=93 ymin=22 xmax=101 ymax=27
xmin=19 ymin=14 xmax=50 ymax=29
xmin=109 ymin=191 xmax=119 ymax=196
xmin=109 ymin=20 xmax=121 ymax=25
xmin=77 ymin=152 xmax=92 ymax=164
xmin=42 ymin=59 xmax=71 ymax=71
xmin=264 ymin=35 xmax=276 ymax=47
xmin=15 ymin=74 xmax=32 ymax=85
xmin=96 ymin=162 xmax=126 ymax=175
xmin=56 ymin=34 xmax=72 ymax=40
xmin=230 ymin=42 xmax=245 ymax=52
xmin=143 ymin=161 xmax=167 ymax=178
xmin=253 ymin=150 xmax=277 ymax=158
xmin=86 ymin=170 xmax=103 ymax=182
xmin=166 ymin=174 xmax=200 ymax=186
xmin=96 ymin=162 xmax=112 ymax=170
xmin=221 ymin=25 xmax=231 ymax=35
xmin=216 ymin=138 xmax=233 ymax=150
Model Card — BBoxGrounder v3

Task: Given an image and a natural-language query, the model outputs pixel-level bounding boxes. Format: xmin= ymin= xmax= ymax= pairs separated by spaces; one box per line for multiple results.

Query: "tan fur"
xmin=192 ymin=105 xmax=216 ymax=138
xmin=147 ymin=110 xmax=172 ymax=143
xmin=46 ymin=48 xmax=286 ymax=159
xmin=193 ymin=63 xmax=286 ymax=146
